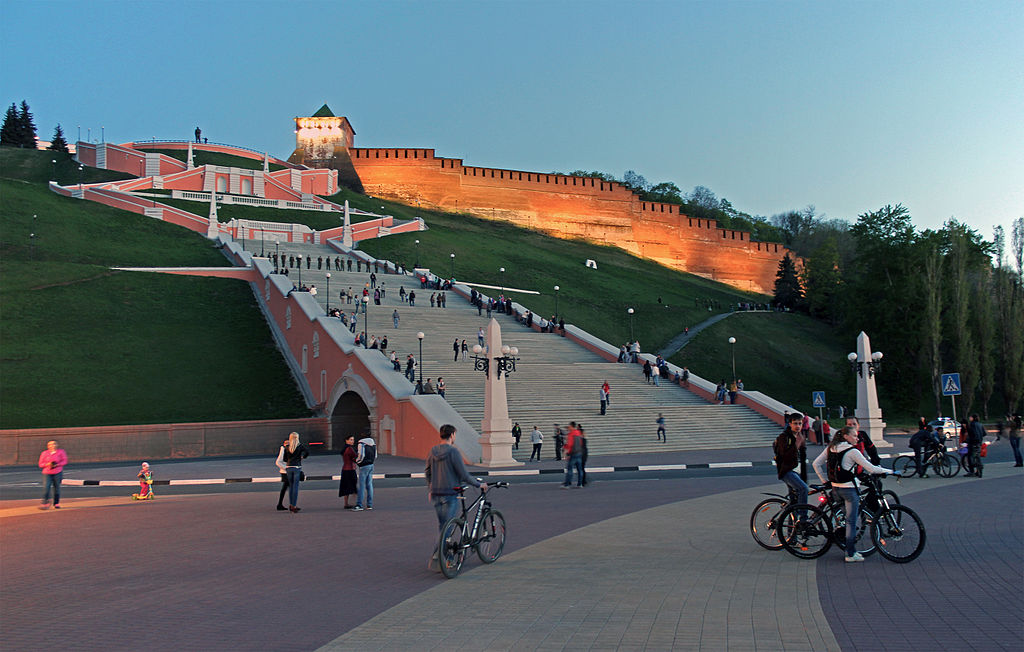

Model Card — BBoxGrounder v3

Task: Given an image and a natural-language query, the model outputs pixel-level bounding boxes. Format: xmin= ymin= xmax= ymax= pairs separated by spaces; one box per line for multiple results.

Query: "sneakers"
xmin=352 ymin=505 xmax=364 ymax=511
xmin=53 ymin=504 xmax=61 ymax=509
xmin=366 ymin=506 xmax=373 ymax=511
xmin=276 ymin=505 xmax=287 ymax=511
xmin=560 ymin=485 xmax=570 ymax=490
xmin=845 ymin=553 xmax=865 ymax=563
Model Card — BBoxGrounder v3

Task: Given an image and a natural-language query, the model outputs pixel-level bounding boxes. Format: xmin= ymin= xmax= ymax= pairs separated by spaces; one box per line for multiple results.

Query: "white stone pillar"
xmin=478 ymin=318 xmax=522 ymax=467
xmin=206 ymin=189 xmax=219 ymax=239
xmin=343 ymin=200 xmax=353 ymax=248
xmin=854 ymin=331 xmax=891 ymax=447
xmin=187 ymin=142 xmax=194 ymax=169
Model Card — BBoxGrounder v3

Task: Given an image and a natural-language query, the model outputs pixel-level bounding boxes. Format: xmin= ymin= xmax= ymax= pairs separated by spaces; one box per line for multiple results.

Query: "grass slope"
xmin=135 ymin=147 xmax=287 ymax=171
xmin=0 ymin=147 xmax=134 ymax=186
xmin=0 ymin=159 xmax=308 ymax=428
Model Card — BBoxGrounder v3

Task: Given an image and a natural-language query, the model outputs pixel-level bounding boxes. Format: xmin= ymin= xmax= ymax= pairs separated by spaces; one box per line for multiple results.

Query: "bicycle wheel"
xmin=476 ymin=509 xmax=507 ymax=563
xmin=829 ymin=504 xmax=877 ymax=556
xmin=935 ymin=453 xmax=959 ymax=478
xmin=777 ymin=503 xmax=832 ymax=559
xmin=892 ymin=456 xmax=918 ymax=477
xmin=439 ymin=517 xmax=467 ymax=579
xmin=750 ymin=498 xmax=788 ymax=550
xmin=873 ymin=505 xmax=926 ymax=563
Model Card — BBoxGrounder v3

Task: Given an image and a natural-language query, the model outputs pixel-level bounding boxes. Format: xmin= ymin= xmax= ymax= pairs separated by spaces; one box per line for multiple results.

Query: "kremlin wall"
xmin=288 ymin=105 xmax=790 ymax=295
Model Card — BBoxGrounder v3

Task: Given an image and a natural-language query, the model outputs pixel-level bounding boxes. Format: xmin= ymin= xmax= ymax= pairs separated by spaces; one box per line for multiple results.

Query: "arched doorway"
xmin=330 ymin=391 xmax=369 ymax=451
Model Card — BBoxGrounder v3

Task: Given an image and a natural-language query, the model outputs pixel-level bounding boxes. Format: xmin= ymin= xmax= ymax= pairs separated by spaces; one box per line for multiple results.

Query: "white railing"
xmin=165 ymin=190 xmax=335 ymax=211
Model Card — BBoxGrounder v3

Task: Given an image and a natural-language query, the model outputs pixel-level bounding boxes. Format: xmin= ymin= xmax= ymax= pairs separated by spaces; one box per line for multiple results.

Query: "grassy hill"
xmin=135 ymin=147 xmax=287 ymax=172
xmin=0 ymin=149 xmax=308 ymax=429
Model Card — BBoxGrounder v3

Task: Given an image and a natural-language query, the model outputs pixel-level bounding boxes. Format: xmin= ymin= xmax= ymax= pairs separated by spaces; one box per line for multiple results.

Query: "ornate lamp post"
xmin=729 ymin=336 xmax=737 ymax=382
xmin=847 ymin=351 xmax=883 ymax=377
xmin=417 ymin=331 xmax=425 ymax=392
xmin=627 ymin=307 xmax=635 ymax=342
xmin=325 ymin=272 xmax=331 ymax=313
xmin=472 ymin=343 xmax=520 ymax=380
xmin=847 ymin=332 xmax=890 ymax=448
xmin=362 ymin=294 xmax=370 ymax=348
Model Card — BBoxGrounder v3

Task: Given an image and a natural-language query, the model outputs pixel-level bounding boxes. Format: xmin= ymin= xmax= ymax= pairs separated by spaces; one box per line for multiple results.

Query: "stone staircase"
xmin=258 ymin=241 xmax=782 ymax=456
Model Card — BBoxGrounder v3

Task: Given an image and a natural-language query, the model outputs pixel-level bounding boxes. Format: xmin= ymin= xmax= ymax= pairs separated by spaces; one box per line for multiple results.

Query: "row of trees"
xmin=1 ymin=100 xmax=68 ymax=152
xmin=555 ymin=168 xmax=787 ymax=243
xmin=774 ymin=207 xmax=1024 ymax=418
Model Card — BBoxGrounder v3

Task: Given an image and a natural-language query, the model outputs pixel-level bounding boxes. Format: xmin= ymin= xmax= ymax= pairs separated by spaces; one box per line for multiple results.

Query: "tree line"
xmin=1 ymin=100 xmax=68 ymax=152
xmin=773 ymin=205 xmax=1023 ymax=418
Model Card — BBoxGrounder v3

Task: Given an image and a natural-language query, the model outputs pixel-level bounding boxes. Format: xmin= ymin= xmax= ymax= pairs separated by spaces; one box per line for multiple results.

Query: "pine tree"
xmin=17 ymin=100 xmax=37 ymax=148
xmin=0 ymin=103 xmax=19 ymax=146
xmin=773 ymin=253 xmax=804 ymax=310
xmin=48 ymin=124 xmax=69 ymax=153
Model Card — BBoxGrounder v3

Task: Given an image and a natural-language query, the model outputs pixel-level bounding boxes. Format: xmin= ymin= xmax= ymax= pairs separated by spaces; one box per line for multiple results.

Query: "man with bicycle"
xmin=908 ymin=424 xmax=941 ymax=478
xmin=773 ymin=413 xmax=808 ymax=507
xmin=425 ymin=424 xmax=487 ymax=571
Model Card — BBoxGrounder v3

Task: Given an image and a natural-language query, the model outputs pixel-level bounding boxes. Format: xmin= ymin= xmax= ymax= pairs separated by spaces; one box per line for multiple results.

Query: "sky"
xmin=2 ymin=0 xmax=1021 ymax=240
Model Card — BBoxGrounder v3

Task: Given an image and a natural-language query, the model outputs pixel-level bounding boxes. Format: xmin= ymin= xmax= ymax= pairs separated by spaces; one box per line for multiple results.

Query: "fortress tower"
xmin=288 ymin=104 xmax=356 ymax=168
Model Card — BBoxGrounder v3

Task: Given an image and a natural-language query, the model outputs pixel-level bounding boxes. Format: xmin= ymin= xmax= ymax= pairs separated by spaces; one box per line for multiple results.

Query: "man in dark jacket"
xmin=966 ymin=414 xmax=986 ymax=477
xmin=774 ymin=413 xmax=807 ymax=505
xmin=425 ymin=425 xmax=486 ymax=570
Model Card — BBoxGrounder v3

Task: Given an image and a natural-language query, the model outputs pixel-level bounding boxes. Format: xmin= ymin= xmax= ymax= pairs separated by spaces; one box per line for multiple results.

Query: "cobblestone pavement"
xmin=2 ymin=459 xmax=1020 ymax=651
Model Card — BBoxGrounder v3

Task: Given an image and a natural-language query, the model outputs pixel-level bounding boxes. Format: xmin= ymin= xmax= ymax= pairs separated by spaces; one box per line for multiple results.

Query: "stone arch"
xmin=326 ymin=365 xmax=377 ymax=451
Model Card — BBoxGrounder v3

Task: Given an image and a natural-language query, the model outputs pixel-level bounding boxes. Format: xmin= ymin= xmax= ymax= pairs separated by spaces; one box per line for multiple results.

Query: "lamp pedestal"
xmin=478 ymin=318 xmax=521 ymax=467
xmin=855 ymin=331 xmax=891 ymax=448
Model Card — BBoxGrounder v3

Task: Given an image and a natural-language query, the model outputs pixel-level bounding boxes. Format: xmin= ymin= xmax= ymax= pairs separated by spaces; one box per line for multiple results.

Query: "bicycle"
xmin=776 ymin=473 xmax=925 ymax=562
xmin=438 ymin=481 xmax=509 ymax=579
xmin=893 ymin=444 xmax=960 ymax=478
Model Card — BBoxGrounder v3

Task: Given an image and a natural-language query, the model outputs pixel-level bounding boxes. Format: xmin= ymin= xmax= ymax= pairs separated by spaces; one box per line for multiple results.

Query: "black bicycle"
xmin=439 ymin=481 xmax=509 ymax=579
xmin=893 ymin=445 xmax=960 ymax=478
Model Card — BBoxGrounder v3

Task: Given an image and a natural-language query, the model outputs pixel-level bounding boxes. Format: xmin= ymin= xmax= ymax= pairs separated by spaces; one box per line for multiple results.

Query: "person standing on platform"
xmin=283 ymin=432 xmax=309 ymax=513
xmin=553 ymin=424 xmax=565 ymax=461
xmin=512 ymin=423 xmax=522 ymax=450
xmin=773 ymin=413 xmax=807 ymax=507
xmin=353 ymin=433 xmax=376 ymax=511
xmin=38 ymin=440 xmax=68 ymax=509
xmin=656 ymin=414 xmax=666 ymax=442
xmin=339 ymin=435 xmax=358 ymax=508
xmin=528 ymin=425 xmax=543 ymax=461
xmin=275 ymin=438 xmax=290 ymax=511
xmin=425 ymin=425 xmax=487 ymax=571
xmin=966 ymin=414 xmax=986 ymax=478
xmin=599 ymin=384 xmax=608 ymax=415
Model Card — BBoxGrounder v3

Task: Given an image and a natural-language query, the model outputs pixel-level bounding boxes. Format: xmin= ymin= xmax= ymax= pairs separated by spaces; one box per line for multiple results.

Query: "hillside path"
xmin=658 ymin=309 xmax=773 ymax=358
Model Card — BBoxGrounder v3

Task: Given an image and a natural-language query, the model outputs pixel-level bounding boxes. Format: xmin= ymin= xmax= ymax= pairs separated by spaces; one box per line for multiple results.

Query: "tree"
xmin=48 ymin=124 xmax=69 ymax=153
xmin=994 ymin=219 xmax=1024 ymax=414
xmin=16 ymin=100 xmax=37 ymax=148
xmin=801 ymin=238 xmax=842 ymax=324
xmin=773 ymin=254 xmax=804 ymax=310
xmin=622 ymin=170 xmax=649 ymax=193
xmin=0 ymin=103 xmax=19 ymax=146
xmin=918 ymin=230 xmax=945 ymax=416
xmin=687 ymin=185 xmax=718 ymax=210
xmin=646 ymin=181 xmax=682 ymax=204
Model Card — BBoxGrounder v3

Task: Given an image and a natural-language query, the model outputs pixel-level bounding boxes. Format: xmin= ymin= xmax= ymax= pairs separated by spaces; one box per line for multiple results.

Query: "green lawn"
xmin=0 ymin=164 xmax=308 ymax=428
xmin=0 ymin=147 xmax=134 ymax=186
xmin=135 ymin=147 xmax=287 ymax=171
xmin=152 ymin=196 xmax=366 ymax=230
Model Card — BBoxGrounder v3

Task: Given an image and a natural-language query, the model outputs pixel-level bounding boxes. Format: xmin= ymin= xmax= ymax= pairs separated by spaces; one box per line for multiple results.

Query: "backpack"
xmin=358 ymin=442 xmax=376 ymax=466
xmin=826 ymin=448 xmax=855 ymax=483
xmin=570 ymin=434 xmax=583 ymax=456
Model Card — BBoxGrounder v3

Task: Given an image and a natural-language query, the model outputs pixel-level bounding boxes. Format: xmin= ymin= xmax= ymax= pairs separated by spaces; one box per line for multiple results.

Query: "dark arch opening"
xmin=330 ymin=391 xmax=370 ymax=451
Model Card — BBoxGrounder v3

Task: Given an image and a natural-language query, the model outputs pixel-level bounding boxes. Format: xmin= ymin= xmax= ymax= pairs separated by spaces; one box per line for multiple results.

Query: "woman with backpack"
xmin=811 ymin=426 xmax=896 ymax=562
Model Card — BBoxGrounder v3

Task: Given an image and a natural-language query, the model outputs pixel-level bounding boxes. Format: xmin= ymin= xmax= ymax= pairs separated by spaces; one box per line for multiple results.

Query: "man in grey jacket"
xmin=425 ymin=424 xmax=487 ymax=570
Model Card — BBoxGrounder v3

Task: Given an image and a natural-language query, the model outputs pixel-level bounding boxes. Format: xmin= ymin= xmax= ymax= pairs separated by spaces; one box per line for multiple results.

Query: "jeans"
xmin=286 ymin=467 xmax=302 ymax=506
xmin=432 ymin=494 xmax=460 ymax=532
xmin=833 ymin=486 xmax=860 ymax=556
xmin=781 ymin=470 xmax=808 ymax=506
xmin=356 ymin=464 xmax=374 ymax=508
xmin=968 ymin=444 xmax=983 ymax=476
xmin=564 ymin=454 xmax=583 ymax=486
xmin=530 ymin=443 xmax=542 ymax=461
xmin=1010 ymin=437 xmax=1023 ymax=466
xmin=911 ymin=445 xmax=925 ymax=476
xmin=600 ymin=400 xmax=607 ymax=415
xmin=43 ymin=471 xmax=62 ymax=505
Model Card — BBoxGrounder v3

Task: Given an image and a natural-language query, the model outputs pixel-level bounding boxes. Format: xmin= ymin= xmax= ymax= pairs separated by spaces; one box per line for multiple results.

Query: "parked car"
xmin=929 ymin=417 xmax=959 ymax=442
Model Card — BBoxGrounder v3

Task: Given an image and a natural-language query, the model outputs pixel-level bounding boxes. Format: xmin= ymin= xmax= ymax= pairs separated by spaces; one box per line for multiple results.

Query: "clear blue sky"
xmin=3 ymin=0 xmax=1021 ymax=240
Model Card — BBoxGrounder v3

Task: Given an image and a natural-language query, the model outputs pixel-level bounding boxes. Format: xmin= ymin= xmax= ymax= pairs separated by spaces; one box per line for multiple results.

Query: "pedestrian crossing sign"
xmin=941 ymin=373 xmax=961 ymax=396
xmin=812 ymin=391 xmax=826 ymax=408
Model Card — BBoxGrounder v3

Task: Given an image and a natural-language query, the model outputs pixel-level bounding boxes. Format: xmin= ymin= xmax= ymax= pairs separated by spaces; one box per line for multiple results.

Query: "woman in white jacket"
xmin=812 ymin=426 xmax=895 ymax=563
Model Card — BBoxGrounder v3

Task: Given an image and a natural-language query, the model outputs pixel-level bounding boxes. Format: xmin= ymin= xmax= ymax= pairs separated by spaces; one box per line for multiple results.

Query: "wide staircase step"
xmin=257 ymin=241 xmax=782 ymax=456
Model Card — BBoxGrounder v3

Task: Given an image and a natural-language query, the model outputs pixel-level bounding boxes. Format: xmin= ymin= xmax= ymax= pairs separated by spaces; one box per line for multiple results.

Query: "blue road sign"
xmin=812 ymin=391 xmax=826 ymax=408
xmin=941 ymin=373 xmax=962 ymax=396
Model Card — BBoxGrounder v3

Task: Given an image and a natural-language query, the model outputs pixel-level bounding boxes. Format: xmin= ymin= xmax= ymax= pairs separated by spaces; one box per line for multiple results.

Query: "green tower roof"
xmin=312 ymin=104 xmax=335 ymax=118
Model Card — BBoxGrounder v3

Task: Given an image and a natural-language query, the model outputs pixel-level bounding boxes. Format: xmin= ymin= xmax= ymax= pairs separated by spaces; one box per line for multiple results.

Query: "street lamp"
xmin=627 ymin=307 xmax=635 ymax=342
xmin=499 ymin=267 xmax=505 ymax=295
xmin=325 ymin=272 xmax=331 ymax=313
xmin=415 ymin=239 xmax=420 ymax=268
xmin=848 ymin=351 xmax=883 ymax=377
xmin=450 ymin=252 xmax=455 ymax=279
xmin=472 ymin=343 xmax=520 ymax=379
xmin=554 ymin=285 xmax=560 ymax=319
xmin=274 ymin=241 xmax=280 ymax=273
xmin=51 ymin=159 xmax=56 ymax=181
xmin=417 ymin=331 xmax=425 ymax=392
xmin=260 ymin=229 xmax=265 ymax=257
xmin=728 ymin=337 xmax=737 ymax=382
xmin=78 ymin=164 xmax=83 ymax=189
xmin=362 ymin=295 xmax=370 ymax=349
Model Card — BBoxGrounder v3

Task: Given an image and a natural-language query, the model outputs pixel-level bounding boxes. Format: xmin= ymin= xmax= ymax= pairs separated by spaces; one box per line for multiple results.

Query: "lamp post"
xmin=274 ymin=241 xmax=280 ymax=273
xmin=627 ymin=307 xmax=635 ymax=342
xmin=417 ymin=331 xmax=425 ymax=392
xmin=450 ymin=252 xmax=455 ymax=280
xmin=362 ymin=295 xmax=369 ymax=349
xmin=101 ymin=126 xmax=104 ymax=143
xmin=415 ymin=239 xmax=420 ymax=268
xmin=51 ymin=159 xmax=56 ymax=181
xmin=554 ymin=285 xmax=560 ymax=319
xmin=848 ymin=351 xmax=883 ymax=378
xmin=728 ymin=336 xmax=737 ymax=382
xmin=78 ymin=164 xmax=83 ymax=189
xmin=471 ymin=343 xmax=520 ymax=380
xmin=499 ymin=267 xmax=505 ymax=295
xmin=260 ymin=229 xmax=265 ymax=257
xmin=325 ymin=273 xmax=331 ymax=313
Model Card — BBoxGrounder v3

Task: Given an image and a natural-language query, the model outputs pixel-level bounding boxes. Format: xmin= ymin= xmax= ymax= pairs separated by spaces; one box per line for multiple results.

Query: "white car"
xmin=929 ymin=418 xmax=959 ymax=441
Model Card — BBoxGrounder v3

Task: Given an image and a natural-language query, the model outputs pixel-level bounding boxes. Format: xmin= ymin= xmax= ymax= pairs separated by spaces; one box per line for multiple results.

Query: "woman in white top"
xmin=812 ymin=426 xmax=895 ymax=563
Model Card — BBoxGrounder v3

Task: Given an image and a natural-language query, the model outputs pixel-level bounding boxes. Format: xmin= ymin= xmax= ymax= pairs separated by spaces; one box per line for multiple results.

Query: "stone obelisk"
xmin=478 ymin=318 xmax=521 ymax=467
xmin=855 ymin=331 xmax=890 ymax=447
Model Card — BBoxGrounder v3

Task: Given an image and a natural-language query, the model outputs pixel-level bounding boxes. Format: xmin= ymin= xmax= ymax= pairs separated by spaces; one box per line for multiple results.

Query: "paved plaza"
xmin=2 ymin=444 xmax=1022 ymax=651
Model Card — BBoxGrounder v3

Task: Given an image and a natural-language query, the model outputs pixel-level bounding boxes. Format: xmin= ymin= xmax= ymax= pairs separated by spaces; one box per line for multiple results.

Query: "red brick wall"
xmin=349 ymin=148 xmax=789 ymax=294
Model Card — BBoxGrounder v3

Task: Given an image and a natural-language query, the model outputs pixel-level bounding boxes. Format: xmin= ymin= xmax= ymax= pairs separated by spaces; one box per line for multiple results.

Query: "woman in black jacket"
xmin=283 ymin=432 xmax=309 ymax=513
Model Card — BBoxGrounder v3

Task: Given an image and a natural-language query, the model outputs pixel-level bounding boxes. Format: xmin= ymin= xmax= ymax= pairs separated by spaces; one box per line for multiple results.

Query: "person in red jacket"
xmin=562 ymin=422 xmax=584 ymax=488
xmin=38 ymin=440 xmax=68 ymax=509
